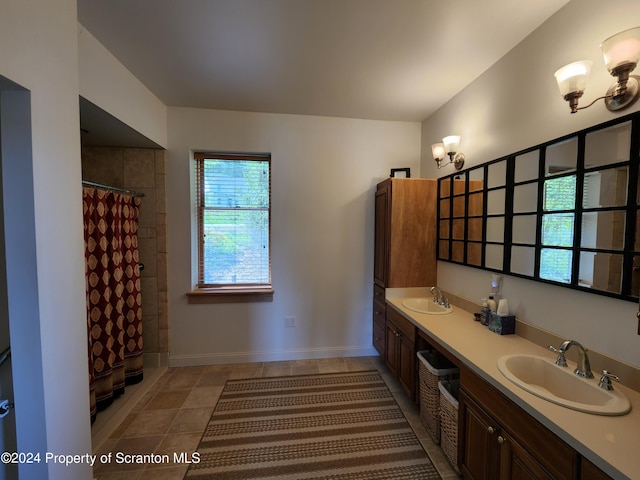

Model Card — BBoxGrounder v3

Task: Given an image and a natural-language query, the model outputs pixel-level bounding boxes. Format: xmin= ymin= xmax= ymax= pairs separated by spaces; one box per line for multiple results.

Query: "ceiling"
xmin=77 ymin=0 xmax=570 ymax=146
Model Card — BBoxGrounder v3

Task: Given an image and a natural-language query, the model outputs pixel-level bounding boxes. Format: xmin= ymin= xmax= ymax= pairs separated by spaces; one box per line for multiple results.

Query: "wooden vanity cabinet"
xmin=385 ymin=305 xmax=417 ymax=400
xmin=459 ymin=365 xmax=579 ymax=480
xmin=580 ymin=458 xmax=614 ymax=480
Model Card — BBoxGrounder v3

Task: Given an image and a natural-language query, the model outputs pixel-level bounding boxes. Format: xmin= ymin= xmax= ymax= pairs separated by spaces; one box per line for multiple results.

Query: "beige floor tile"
xmin=182 ymin=386 xmax=223 ymax=408
xmin=291 ymin=364 xmax=321 ymax=376
xmin=109 ymin=412 xmax=139 ymax=439
xmin=196 ymin=371 xmax=230 ymax=387
xmin=168 ymin=407 xmax=214 ymax=434
xmin=262 ymin=365 xmax=292 ymax=377
xmin=164 ymin=372 xmax=202 ymax=390
xmin=144 ymin=389 xmax=191 ymax=410
xmin=229 ymin=366 xmax=263 ymax=379
xmin=122 ymin=409 xmax=179 ymax=437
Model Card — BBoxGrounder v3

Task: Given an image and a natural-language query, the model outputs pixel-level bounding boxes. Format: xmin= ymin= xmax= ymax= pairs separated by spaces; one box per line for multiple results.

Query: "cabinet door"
xmin=397 ymin=332 xmax=415 ymax=399
xmin=498 ymin=430 xmax=556 ymax=480
xmin=581 ymin=458 xmax=614 ymax=480
xmin=384 ymin=321 xmax=398 ymax=376
xmin=459 ymin=389 xmax=499 ymax=480
xmin=374 ymin=184 xmax=390 ymax=287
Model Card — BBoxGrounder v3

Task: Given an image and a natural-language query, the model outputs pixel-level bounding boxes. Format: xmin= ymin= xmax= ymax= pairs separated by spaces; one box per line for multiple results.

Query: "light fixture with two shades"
xmin=554 ymin=27 xmax=640 ymax=114
xmin=432 ymin=135 xmax=465 ymax=170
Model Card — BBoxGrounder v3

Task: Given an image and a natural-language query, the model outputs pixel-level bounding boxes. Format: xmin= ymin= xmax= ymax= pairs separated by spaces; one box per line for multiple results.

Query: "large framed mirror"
xmin=437 ymin=111 xmax=640 ymax=302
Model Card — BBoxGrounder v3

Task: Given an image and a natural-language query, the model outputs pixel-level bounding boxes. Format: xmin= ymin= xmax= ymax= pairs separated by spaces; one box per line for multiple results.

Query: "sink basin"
xmin=401 ymin=298 xmax=452 ymax=315
xmin=497 ymin=354 xmax=630 ymax=416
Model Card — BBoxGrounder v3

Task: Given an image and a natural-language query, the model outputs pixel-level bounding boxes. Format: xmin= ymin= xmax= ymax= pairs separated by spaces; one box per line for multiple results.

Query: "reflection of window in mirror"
xmin=488 ymin=161 xmax=507 ymax=188
xmin=546 ymin=137 xmax=577 ymax=175
xmin=585 ymin=121 xmax=631 ymax=168
xmin=515 ymin=151 xmax=539 ymax=182
xmin=540 ymin=248 xmax=572 ymax=284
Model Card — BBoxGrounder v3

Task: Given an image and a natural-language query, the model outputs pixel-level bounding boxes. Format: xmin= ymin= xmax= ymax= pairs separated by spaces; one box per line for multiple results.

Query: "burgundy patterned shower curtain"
xmin=83 ymin=187 xmax=143 ymax=421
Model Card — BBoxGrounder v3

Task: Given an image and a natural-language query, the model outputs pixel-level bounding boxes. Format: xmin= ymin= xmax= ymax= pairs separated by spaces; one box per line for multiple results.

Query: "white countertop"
xmin=386 ymin=289 xmax=640 ymax=480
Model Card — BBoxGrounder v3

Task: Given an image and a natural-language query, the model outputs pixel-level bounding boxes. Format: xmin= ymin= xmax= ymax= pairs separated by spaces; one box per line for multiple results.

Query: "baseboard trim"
xmin=169 ymin=346 xmax=378 ymax=367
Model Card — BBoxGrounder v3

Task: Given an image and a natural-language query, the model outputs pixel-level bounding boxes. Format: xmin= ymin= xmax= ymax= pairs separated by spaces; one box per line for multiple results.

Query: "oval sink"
xmin=497 ymin=354 xmax=630 ymax=416
xmin=402 ymin=298 xmax=452 ymax=315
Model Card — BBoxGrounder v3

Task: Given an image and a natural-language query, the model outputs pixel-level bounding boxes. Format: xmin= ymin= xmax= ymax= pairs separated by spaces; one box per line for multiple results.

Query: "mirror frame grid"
xmin=436 ymin=111 xmax=640 ymax=302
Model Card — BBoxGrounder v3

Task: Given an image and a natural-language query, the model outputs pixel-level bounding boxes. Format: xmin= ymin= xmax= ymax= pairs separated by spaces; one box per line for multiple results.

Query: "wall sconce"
xmin=432 ymin=135 xmax=465 ymax=170
xmin=554 ymin=26 xmax=640 ymax=113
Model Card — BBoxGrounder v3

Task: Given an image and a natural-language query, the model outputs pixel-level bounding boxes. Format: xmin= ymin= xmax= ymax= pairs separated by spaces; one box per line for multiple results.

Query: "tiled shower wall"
xmin=81 ymin=146 xmax=168 ymax=367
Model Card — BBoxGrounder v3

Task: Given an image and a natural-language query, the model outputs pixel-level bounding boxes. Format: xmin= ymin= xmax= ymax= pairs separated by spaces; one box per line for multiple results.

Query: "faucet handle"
xmin=598 ymin=370 xmax=621 ymax=391
xmin=548 ymin=345 xmax=568 ymax=367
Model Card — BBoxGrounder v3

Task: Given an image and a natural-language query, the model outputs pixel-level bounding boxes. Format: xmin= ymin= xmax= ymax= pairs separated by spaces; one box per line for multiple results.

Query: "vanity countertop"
xmin=385 ymin=288 xmax=640 ymax=480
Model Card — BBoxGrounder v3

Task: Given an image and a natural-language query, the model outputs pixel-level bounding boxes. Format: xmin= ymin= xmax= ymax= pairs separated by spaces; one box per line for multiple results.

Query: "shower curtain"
xmin=83 ymin=187 xmax=143 ymax=421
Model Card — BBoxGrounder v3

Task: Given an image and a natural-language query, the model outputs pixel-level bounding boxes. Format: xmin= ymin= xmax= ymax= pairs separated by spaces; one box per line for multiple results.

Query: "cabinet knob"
xmin=497 ymin=435 xmax=505 ymax=445
xmin=487 ymin=426 xmax=494 ymax=434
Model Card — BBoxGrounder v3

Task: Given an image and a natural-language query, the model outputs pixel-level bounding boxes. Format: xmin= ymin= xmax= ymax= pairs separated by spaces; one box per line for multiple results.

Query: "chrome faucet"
xmin=429 ymin=286 xmax=449 ymax=307
xmin=548 ymin=340 xmax=593 ymax=378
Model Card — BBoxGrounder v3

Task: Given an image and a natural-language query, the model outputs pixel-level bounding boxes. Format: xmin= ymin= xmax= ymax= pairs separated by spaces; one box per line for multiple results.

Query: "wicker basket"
xmin=439 ymin=378 xmax=460 ymax=474
xmin=417 ymin=350 xmax=458 ymax=444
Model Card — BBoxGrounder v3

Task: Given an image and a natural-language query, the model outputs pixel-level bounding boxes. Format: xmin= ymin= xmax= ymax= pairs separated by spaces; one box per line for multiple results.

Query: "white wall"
xmin=77 ymin=24 xmax=168 ymax=148
xmin=167 ymin=107 xmax=420 ymax=365
xmin=0 ymin=0 xmax=92 ymax=478
xmin=420 ymin=0 xmax=640 ymax=368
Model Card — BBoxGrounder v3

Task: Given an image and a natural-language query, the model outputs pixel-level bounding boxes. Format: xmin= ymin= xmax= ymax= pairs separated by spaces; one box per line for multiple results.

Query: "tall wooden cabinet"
xmin=373 ymin=178 xmax=437 ymax=399
xmin=374 ymin=178 xmax=438 ymax=289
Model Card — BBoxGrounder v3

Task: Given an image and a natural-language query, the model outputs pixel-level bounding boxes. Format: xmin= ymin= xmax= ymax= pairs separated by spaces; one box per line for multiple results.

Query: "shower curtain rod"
xmin=82 ymin=180 xmax=145 ymax=198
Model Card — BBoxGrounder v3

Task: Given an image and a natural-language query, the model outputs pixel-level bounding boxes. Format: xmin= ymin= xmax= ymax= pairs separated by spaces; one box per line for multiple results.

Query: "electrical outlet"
xmin=284 ymin=316 xmax=296 ymax=327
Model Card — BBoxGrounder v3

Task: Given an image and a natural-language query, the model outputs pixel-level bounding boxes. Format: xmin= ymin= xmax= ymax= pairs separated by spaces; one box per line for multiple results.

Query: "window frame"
xmin=188 ymin=152 xmax=274 ymax=303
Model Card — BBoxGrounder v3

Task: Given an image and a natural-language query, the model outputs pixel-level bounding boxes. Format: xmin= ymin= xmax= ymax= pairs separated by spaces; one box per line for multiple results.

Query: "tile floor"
xmin=92 ymin=356 xmax=460 ymax=480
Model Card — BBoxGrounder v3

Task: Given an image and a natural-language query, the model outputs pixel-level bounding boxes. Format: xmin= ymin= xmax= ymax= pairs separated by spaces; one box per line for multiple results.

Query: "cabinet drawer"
xmin=373 ymin=284 xmax=385 ymax=304
xmin=373 ymin=300 xmax=386 ymax=326
xmin=386 ymin=305 xmax=416 ymax=342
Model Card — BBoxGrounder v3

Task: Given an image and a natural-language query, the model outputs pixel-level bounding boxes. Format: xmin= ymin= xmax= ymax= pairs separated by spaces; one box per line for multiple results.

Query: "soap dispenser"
xmin=480 ymin=298 xmax=490 ymax=326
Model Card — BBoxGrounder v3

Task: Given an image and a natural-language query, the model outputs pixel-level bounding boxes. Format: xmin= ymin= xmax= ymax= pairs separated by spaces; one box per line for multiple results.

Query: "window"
xmin=193 ymin=152 xmax=272 ymax=299
xmin=540 ymin=174 xmax=576 ymax=283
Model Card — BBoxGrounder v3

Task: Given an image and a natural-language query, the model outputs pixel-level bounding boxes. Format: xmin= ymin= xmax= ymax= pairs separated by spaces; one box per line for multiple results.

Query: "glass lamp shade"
xmin=443 ymin=135 xmax=461 ymax=153
xmin=601 ymin=27 xmax=640 ymax=72
xmin=554 ymin=61 xmax=592 ymax=96
xmin=431 ymin=143 xmax=445 ymax=159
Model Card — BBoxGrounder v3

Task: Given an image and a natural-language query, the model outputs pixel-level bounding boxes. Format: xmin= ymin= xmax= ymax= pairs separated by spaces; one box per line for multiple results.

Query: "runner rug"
xmin=184 ymin=370 xmax=441 ymax=480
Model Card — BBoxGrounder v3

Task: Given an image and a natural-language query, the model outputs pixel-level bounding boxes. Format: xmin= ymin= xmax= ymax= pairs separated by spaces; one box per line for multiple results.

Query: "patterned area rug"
xmin=185 ymin=370 xmax=441 ymax=480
